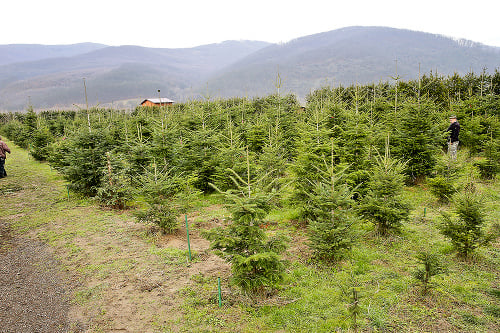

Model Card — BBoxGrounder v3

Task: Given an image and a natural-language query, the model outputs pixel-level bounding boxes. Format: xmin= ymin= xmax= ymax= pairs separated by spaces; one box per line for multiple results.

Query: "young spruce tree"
xmin=412 ymin=252 xmax=446 ymax=294
xmin=96 ymin=152 xmax=132 ymax=209
xmin=203 ymin=149 xmax=287 ymax=296
xmin=426 ymin=151 xmax=461 ymax=204
xmin=393 ymin=102 xmax=441 ymax=184
xmin=306 ymin=140 xmax=358 ymax=262
xmin=134 ymin=162 xmax=180 ymax=234
xmin=358 ymin=144 xmax=410 ymax=235
xmin=439 ymin=189 xmax=496 ymax=258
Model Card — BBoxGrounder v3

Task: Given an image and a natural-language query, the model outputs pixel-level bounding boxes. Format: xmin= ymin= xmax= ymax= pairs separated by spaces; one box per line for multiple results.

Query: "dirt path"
xmin=0 ymin=222 xmax=71 ymax=333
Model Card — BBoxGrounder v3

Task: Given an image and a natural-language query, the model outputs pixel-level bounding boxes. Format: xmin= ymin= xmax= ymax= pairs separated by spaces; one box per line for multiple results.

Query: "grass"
xmin=1 ymin=138 xmax=499 ymax=332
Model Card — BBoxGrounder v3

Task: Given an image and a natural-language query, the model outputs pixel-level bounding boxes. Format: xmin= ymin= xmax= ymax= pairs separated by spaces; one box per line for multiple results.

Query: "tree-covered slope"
xmin=204 ymin=26 xmax=500 ymax=98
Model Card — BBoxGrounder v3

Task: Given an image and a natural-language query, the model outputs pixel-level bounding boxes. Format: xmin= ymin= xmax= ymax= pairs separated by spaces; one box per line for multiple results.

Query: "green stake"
xmin=424 ymin=207 xmax=427 ymax=217
xmin=218 ymin=277 xmax=222 ymax=307
xmin=66 ymin=185 xmax=70 ymax=201
xmin=185 ymin=215 xmax=192 ymax=261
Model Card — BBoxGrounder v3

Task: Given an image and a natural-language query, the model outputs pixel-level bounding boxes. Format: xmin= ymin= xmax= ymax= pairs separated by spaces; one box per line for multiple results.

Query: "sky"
xmin=2 ymin=0 xmax=500 ymax=48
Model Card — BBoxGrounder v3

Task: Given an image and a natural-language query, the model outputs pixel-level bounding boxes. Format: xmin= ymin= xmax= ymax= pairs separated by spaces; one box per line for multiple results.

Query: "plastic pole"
xmin=185 ymin=215 xmax=192 ymax=261
xmin=218 ymin=277 xmax=222 ymax=307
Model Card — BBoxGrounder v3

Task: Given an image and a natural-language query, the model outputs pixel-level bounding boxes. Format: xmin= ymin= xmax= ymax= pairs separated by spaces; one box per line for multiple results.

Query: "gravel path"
xmin=0 ymin=222 xmax=71 ymax=333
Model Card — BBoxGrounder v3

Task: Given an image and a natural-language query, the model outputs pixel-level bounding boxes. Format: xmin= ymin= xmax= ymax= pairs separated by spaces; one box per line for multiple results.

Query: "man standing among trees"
xmin=0 ymin=135 xmax=11 ymax=178
xmin=447 ymin=115 xmax=460 ymax=160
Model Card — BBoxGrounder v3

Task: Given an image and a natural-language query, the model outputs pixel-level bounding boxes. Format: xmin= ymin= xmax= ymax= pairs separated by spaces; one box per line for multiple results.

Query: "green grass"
xmin=172 ymin=180 xmax=500 ymax=332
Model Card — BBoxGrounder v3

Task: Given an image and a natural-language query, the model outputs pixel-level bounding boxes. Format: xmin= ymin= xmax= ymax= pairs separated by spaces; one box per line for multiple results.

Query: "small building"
xmin=140 ymin=98 xmax=174 ymax=107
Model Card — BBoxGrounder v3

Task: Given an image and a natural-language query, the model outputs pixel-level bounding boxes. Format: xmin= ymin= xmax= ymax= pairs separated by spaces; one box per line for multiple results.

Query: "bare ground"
xmin=0 ymin=222 xmax=71 ymax=333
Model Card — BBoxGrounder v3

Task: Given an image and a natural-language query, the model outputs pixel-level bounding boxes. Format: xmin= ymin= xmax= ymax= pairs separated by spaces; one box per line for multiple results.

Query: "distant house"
xmin=140 ymin=98 xmax=174 ymax=107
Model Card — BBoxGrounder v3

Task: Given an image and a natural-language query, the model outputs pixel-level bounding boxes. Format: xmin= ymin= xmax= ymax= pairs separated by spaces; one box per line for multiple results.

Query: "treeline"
xmin=309 ymin=69 xmax=500 ymax=108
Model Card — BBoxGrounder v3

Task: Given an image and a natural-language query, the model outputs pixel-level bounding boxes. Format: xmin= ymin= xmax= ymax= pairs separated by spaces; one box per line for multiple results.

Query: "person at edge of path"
xmin=447 ymin=115 xmax=460 ymax=160
xmin=0 ymin=135 xmax=11 ymax=178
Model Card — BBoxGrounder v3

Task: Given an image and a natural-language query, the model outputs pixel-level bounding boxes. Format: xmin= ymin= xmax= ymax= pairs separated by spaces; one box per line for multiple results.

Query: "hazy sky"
xmin=2 ymin=0 xmax=500 ymax=48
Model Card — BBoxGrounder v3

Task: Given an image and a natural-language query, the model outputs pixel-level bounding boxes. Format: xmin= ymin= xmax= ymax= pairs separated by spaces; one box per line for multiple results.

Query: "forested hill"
xmin=1 ymin=26 xmax=499 ymax=110
xmin=0 ymin=41 xmax=271 ymax=110
xmin=205 ymin=26 xmax=500 ymax=98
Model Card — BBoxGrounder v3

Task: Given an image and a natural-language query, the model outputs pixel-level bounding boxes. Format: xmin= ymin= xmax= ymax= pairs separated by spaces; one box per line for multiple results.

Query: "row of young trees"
xmin=1 ymin=71 xmax=499 ymax=294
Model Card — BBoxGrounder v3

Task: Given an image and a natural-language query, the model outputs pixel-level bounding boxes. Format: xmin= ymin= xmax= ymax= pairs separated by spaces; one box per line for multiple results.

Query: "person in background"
xmin=0 ymin=135 xmax=11 ymax=178
xmin=447 ymin=115 xmax=460 ymax=160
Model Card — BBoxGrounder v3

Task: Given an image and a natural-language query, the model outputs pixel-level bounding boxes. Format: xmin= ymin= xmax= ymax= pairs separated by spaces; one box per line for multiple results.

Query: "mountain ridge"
xmin=0 ymin=40 xmax=271 ymax=110
xmin=0 ymin=26 xmax=499 ymax=111
xmin=203 ymin=27 xmax=500 ymax=99
xmin=0 ymin=43 xmax=108 ymax=66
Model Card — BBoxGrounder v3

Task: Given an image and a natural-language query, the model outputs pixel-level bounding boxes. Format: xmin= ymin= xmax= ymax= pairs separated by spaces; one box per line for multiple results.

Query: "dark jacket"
xmin=0 ymin=140 xmax=11 ymax=159
xmin=447 ymin=121 xmax=460 ymax=143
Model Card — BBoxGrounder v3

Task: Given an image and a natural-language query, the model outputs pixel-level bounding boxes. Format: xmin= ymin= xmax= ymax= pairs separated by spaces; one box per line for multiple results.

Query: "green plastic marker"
xmin=185 ymin=215 xmax=192 ymax=261
xmin=218 ymin=277 xmax=222 ymax=307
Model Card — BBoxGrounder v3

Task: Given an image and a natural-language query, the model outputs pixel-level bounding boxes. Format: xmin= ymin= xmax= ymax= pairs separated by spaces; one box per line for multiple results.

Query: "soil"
xmin=0 ymin=222 xmax=71 ymax=333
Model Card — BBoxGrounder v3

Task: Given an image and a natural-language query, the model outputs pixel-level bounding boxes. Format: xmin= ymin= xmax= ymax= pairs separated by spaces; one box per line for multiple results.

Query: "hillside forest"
xmin=1 ymin=70 xmax=500 ymax=330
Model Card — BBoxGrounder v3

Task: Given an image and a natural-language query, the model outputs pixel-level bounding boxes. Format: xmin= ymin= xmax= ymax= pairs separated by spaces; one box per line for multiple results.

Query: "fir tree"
xmin=307 ymin=176 xmax=357 ymax=262
xmin=439 ymin=189 xmax=495 ymax=258
xmin=62 ymin=128 xmax=113 ymax=196
xmin=412 ymin=252 xmax=446 ymax=294
xmin=30 ymin=125 xmax=54 ymax=161
xmin=305 ymin=141 xmax=358 ymax=262
xmin=134 ymin=162 xmax=180 ymax=234
xmin=203 ymin=151 xmax=287 ymax=296
xmin=20 ymin=106 xmax=37 ymax=149
xmin=393 ymin=101 xmax=441 ymax=183
xmin=96 ymin=152 xmax=132 ymax=209
xmin=358 ymin=146 xmax=410 ymax=235
xmin=289 ymin=104 xmax=335 ymax=222
xmin=476 ymin=137 xmax=500 ymax=179
xmin=427 ymin=152 xmax=461 ymax=203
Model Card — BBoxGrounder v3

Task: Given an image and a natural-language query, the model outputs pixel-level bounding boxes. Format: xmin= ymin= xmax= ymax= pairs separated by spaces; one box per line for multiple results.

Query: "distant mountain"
xmin=0 ymin=43 xmax=107 ymax=66
xmin=0 ymin=40 xmax=270 ymax=110
xmin=203 ymin=26 xmax=500 ymax=99
xmin=0 ymin=27 xmax=499 ymax=111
